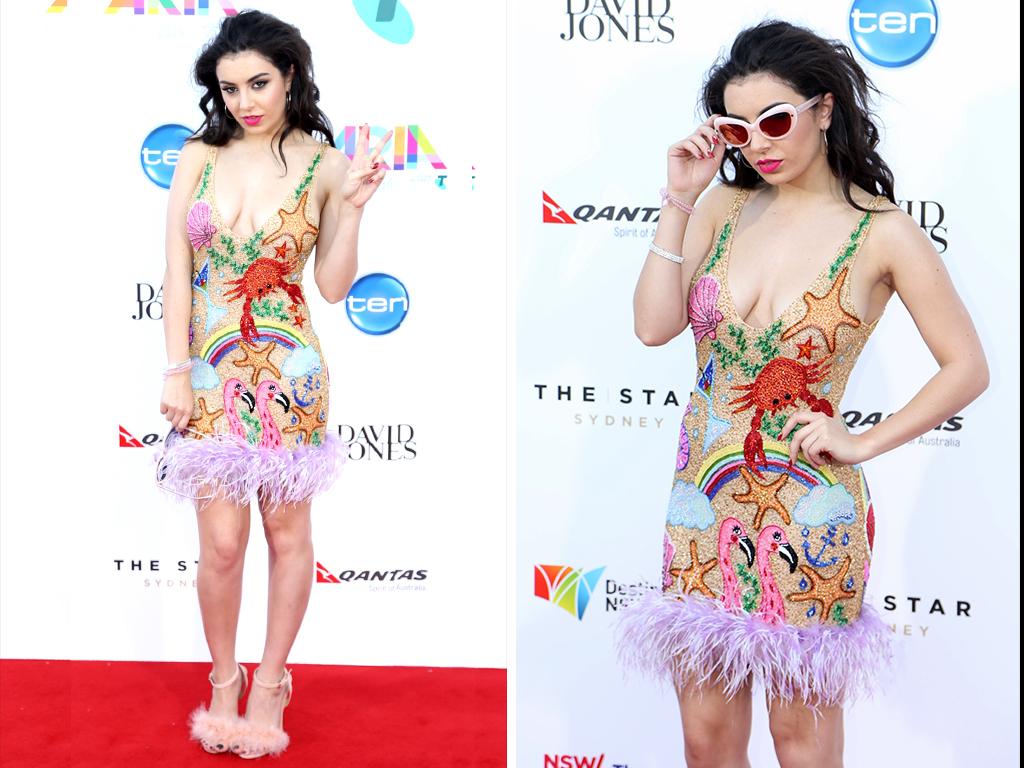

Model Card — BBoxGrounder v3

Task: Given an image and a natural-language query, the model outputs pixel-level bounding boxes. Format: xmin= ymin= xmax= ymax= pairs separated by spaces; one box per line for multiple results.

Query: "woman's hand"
xmin=666 ymin=115 xmax=725 ymax=198
xmin=778 ymin=410 xmax=871 ymax=468
xmin=340 ymin=124 xmax=394 ymax=209
xmin=160 ymin=372 xmax=194 ymax=433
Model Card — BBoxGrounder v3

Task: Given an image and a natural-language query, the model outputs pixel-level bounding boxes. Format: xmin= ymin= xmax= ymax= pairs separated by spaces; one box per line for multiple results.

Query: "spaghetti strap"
xmin=834 ymin=194 xmax=887 ymax=316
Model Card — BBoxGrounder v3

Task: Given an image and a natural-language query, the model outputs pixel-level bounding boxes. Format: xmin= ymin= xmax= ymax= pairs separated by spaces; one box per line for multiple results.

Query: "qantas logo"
xmin=119 ymin=426 xmax=145 ymax=447
xmin=542 ymin=191 xmax=661 ymax=224
xmin=543 ymin=191 xmax=577 ymax=224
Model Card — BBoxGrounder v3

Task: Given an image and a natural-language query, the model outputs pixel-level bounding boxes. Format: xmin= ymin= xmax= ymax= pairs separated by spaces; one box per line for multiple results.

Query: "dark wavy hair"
xmin=187 ymin=9 xmax=335 ymax=172
xmin=702 ymin=20 xmax=895 ymax=213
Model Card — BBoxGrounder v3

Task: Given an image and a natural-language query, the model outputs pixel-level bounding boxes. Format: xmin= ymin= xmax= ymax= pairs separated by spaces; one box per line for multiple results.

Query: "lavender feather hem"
xmin=154 ymin=431 xmax=348 ymax=507
xmin=613 ymin=589 xmax=893 ymax=707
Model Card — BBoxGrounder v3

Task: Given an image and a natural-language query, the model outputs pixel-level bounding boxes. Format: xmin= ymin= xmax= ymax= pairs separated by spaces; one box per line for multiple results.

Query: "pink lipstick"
xmin=756 ymin=159 xmax=783 ymax=173
xmin=242 ymin=115 xmax=263 ymax=126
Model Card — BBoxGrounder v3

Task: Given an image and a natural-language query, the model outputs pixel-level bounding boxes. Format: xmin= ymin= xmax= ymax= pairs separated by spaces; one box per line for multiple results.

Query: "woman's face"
xmin=216 ymin=50 xmax=292 ymax=133
xmin=722 ymin=72 xmax=832 ymax=185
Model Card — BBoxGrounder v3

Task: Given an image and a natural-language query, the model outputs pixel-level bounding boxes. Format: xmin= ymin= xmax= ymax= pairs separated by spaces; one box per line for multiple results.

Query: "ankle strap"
xmin=252 ymin=667 xmax=291 ymax=688
xmin=208 ymin=663 xmax=240 ymax=688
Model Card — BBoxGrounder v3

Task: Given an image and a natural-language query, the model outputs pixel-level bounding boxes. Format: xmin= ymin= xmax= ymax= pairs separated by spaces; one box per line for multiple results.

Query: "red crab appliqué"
xmin=728 ymin=357 xmax=833 ymax=477
xmin=224 ymin=249 xmax=304 ymax=343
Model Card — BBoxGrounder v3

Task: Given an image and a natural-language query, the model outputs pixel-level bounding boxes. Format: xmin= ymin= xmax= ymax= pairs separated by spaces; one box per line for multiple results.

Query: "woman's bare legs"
xmin=767 ymin=694 xmax=844 ymax=768
xmin=242 ymin=490 xmax=314 ymax=727
xmin=195 ymin=488 xmax=251 ymax=724
xmin=677 ymin=675 xmax=754 ymax=768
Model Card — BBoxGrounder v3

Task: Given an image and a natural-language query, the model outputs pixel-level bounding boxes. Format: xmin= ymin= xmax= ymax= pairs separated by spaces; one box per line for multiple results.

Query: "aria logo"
xmin=339 ymin=125 xmax=444 ymax=171
xmin=561 ymin=0 xmax=675 ymax=44
xmin=352 ymin=0 xmax=414 ymax=44
xmin=534 ymin=564 xmax=606 ymax=620
xmin=47 ymin=0 xmax=238 ymax=15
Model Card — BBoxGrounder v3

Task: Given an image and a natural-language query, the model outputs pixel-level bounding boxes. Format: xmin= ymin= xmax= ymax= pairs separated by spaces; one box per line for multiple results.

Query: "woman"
xmin=616 ymin=20 xmax=988 ymax=767
xmin=155 ymin=10 xmax=391 ymax=759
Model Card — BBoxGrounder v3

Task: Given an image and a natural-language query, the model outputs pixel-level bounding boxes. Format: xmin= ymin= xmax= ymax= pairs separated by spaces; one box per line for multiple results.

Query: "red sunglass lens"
xmin=719 ymin=124 xmax=749 ymax=146
xmin=759 ymin=112 xmax=793 ymax=138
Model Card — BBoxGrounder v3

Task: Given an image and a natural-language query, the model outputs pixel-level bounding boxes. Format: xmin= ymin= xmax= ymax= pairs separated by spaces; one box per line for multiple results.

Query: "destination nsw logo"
xmin=534 ymin=564 xmax=605 ymax=620
xmin=544 ymin=755 xmax=625 ymax=768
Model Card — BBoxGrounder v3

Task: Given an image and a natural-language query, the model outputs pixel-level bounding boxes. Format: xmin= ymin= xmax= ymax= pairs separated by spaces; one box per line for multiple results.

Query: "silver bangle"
xmin=649 ymin=241 xmax=684 ymax=264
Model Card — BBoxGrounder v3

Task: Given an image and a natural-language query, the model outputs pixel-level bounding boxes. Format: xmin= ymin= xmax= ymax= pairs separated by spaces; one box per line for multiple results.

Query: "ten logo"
xmin=849 ymin=0 xmax=938 ymax=67
xmin=352 ymin=0 xmax=414 ymax=44
xmin=140 ymin=124 xmax=194 ymax=189
xmin=345 ymin=273 xmax=410 ymax=335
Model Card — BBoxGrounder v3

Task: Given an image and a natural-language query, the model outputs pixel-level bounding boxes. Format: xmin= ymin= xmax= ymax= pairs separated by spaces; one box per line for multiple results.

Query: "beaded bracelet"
xmin=649 ymin=242 xmax=684 ymax=264
xmin=163 ymin=359 xmax=193 ymax=378
xmin=660 ymin=187 xmax=695 ymax=214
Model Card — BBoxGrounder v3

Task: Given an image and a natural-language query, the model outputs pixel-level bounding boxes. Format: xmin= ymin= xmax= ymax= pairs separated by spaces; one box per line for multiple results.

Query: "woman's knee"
xmin=768 ymin=702 xmax=842 ymax=766
xmin=261 ymin=510 xmax=311 ymax=555
xmin=203 ymin=527 xmax=247 ymax=568
xmin=683 ymin=725 xmax=730 ymax=767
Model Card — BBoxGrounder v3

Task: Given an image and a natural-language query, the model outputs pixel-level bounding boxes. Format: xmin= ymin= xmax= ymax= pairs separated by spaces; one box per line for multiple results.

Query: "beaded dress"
xmin=156 ymin=141 xmax=347 ymax=506
xmin=616 ymin=187 xmax=893 ymax=704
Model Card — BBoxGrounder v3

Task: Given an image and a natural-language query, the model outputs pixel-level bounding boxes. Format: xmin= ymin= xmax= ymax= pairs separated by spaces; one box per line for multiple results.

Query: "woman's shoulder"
xmin=693 ymin=182 xmax=749 ymax=229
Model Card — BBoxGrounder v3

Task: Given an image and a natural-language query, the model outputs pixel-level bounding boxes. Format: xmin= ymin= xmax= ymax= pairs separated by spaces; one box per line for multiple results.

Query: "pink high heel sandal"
xmin=233 ymin=667 xmax=294 ymax=759
xmin=188 ymin=662 xmax=249 ymax=754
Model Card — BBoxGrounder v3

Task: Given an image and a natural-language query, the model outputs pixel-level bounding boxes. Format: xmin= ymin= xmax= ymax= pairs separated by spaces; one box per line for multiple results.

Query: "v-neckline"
xmin=720 ymin=190 xmax=881 ymax=332
xmin=208 ymin=141 xmax=325 ymax=244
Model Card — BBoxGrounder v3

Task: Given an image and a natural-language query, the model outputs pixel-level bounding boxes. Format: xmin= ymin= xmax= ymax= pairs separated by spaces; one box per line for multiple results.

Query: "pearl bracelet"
xmin=649 ymin=242 xmax=684 ymax=264
xmin=163 ymin=359 xmax=193 ymax=378
xmin=659 ymin=187 xmax=695 ymax=214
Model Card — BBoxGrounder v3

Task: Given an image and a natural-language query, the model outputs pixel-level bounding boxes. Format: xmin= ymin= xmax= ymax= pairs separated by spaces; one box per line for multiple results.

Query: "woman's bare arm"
xmin=857 ymin=209 xmax=989 ymax=459
xmin=159 ymin=138 xmax=206 ymax=431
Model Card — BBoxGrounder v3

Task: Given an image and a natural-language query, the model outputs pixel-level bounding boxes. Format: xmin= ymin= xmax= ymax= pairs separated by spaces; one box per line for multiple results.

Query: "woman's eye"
xmin=253 ymin=80 xmax=267 ymax=88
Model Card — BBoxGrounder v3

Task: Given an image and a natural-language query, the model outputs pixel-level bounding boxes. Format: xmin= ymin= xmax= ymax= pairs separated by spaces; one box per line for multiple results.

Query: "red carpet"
xmin=0 ymin=659 xmax=505 ymax=767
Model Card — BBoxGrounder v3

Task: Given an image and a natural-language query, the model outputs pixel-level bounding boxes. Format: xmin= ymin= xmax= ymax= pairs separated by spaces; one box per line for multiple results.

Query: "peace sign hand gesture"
xmin=341 ymin=123 xmax=394 ymax=208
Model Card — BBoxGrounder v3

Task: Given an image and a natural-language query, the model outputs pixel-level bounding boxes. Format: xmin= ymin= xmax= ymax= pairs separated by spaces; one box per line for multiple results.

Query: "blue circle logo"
xmin=849 ymin=0 xmax=938 ymax=67
xmin=141 ymin=124 xmax=195 ymax=189
xmin=345 ymin=273 xmax=409 ymax=335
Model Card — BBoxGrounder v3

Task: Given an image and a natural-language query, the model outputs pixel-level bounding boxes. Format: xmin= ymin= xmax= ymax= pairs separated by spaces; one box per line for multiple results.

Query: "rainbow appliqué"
xmin=200 ymin=319 xmax=309 ymax=367
xmin=695 ymin=440 xmax=839 ymax=500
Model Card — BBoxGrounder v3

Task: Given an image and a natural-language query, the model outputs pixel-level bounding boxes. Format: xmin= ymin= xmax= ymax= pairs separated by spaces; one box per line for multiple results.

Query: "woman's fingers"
xmin=353 ymin=123 xmax=370 ymax=160
xmin=677 ymin=139 xmax=706 ymax=161
xmin=367 ymin=129 xmax=393 ymax=166
xmin=779 ymin=409 xmax=815 ymax=442
xmin=801 ymin=431 xmax=824 ymax=466
xmin=696 ymin=125 xmax=719 ymax=153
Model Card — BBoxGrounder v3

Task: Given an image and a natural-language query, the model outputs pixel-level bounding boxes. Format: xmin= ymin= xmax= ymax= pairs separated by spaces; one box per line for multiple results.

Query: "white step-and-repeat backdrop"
xmin=516 ymin=1 xmax=1019 ymax=766
xmin=0 ymin=1 xmax=504 ymax=670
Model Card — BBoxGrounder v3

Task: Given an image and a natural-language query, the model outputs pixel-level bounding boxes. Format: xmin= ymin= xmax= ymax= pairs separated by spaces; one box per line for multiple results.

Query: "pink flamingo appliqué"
xmin=222 ymin=378 xmax=256 ymax=440
xmin=754 ymin=524 xmax=798 ymax=625
xmin=717 ymin=517 xmax=755 ymax=611
xmin=253 ymin=380 xmax=292 ymax=449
